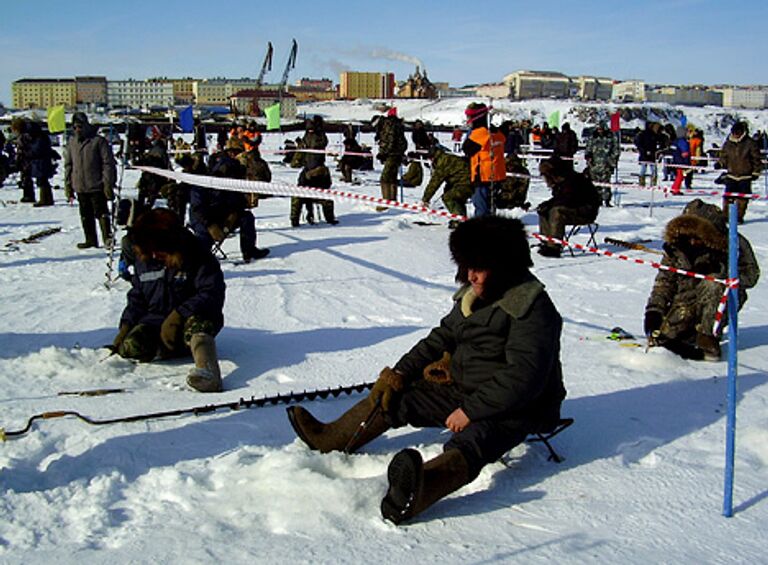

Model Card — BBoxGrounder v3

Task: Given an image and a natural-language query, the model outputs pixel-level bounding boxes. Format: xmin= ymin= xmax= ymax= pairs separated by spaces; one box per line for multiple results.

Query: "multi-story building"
xmin=646 ymin=86 xmax=722 ymax=107
xmin=229 ymin=89 xmax=297 ymax=119
xmin=575 ymin=76 xmax=613 ymax=101
xmin=107 ymin=79 xmax=174 ymax=108
xmin=295 ymin=78 xmax=333 ymax=90
xmin=194 ymin=79 xmax=262 ymax=106
xmin=339 ymin=71 xmax=395 ymax=99
xmin=148 ymin=77 xmax=197 ymax=105
xmin=503 ymin=71 xmax=571 ymax=100
xmin=12 ymin=78 xmax=77 ymax=109
xmin=612 ymin=80 xmax=646 ymax=102
xmin=716 ymin=87 xmax=768 ymax=109
xmin=75 ymin=76 xmax=107 ymax=106
xmin=474 ymin=83 xmax=510 ymax=99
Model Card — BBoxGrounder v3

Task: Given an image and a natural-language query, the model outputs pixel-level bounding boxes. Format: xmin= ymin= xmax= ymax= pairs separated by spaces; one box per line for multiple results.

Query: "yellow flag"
xmin=264 ymin=103 xmax=281 ymax=131
xmin=47 ymin=105 xmax=66 ymax=133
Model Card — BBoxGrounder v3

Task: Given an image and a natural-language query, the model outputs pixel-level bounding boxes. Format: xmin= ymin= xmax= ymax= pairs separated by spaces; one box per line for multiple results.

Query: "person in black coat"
xmin=536 ymin=157 xmax=601 ymax=258
xmin=189 ymin=142 xmax=269 ymax=262
xmin=287 ymin=216 xmax=566 ymax=524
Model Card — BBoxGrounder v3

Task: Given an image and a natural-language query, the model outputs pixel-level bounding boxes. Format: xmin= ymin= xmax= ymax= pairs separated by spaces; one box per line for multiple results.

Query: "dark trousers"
xmin=389 ymin=380 xmax=531 ymax=479
xmin=77 ymin=191 xmax=110 ymax=244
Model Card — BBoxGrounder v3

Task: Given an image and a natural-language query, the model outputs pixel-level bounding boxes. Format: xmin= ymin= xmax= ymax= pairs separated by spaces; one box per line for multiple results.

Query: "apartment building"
xmin=75 ymin=76 xmax=107 ymax=106
xmin=716 ymin=87 xmax=768 ymax=109
xmin=503 ymin=71 xmax=571 ymax=100
xmin=575 ymin=76 xmax=613 ymax=101
xmin=107 ymin=79 xmax=174 ymax=108
xmin=12 ymin=78 xmax=77 ymax=109
xmin=612 ymin=80 xmax=646 ymax=102
xmin=339 ymin=71 xmax=395 ymax=99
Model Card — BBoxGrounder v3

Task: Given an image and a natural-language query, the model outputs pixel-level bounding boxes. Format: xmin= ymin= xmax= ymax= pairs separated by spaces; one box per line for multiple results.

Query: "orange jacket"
xmin=242 ymin=130 xmax=261 ymax=152
xmin=689 ymin=136 xmax=703 ymax=166
xmin=468 ymin=127 xmax=506 ymax=183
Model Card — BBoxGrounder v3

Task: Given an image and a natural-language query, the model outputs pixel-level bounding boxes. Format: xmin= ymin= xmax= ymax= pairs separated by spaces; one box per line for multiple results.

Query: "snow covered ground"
xmin=1 ymin=100 xmax=767 ymax=563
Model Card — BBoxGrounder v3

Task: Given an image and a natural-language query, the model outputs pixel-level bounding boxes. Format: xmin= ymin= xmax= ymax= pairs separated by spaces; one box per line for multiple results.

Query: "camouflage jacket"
xmin=237 ymin=150 xmax=272 ymax=182
xmin=377 ymin=116 xmax=407 ymax=157
xmin=646 ymin=202 xmax=760 ymax=318
xmin=302 ymin=130 xmax=328 ymax=170
xmin=585 ymin=133 xmax=619 ymax=169
xmin=421 ymin=150 xmax=471 ymax=203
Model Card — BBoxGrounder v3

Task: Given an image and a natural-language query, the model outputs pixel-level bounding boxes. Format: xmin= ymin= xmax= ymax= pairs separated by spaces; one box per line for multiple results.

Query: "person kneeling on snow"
xmin=111 ymin=209 xmax=227 ymax=393
xmin=644 ymin=199 xmax=759 ymax=361
xmin=287 ymin=216 xmax=566 ymax=525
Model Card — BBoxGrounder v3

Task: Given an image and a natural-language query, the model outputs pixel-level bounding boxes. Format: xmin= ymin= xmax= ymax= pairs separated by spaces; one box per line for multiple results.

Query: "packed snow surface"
xmin=1 ymin=99 xmax=767 ymax=564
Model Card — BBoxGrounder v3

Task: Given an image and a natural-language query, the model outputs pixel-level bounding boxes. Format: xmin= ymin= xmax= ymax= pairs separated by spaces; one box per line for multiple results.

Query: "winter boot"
xmin=20 ymin=179 xmax=35 ymax=203
xmin=286 ymin=397 xmax=389 ymax=454
xmin=34 ymin=184 xmax=54 ymax=207
xmin=186 ymin=333 xmax=222 ymax=393
xmin=77 ymin=217 xmax=99 ymax=249
xmin=638 ymin=175 xmax=646 ymax=187
xmin=696 ymin=332 xmax=722 ymax=362
xmin=99 ymin=215 xmax=113 ymax=249
xmin=381 ymin=448 xmax=471 ymax=525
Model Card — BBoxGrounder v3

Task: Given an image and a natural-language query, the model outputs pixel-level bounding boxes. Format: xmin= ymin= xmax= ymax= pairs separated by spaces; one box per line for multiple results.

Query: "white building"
xmin=107 ymin=80 xmax=174 ymax=108
xmin=503 ymin=71 xmax=571 ymax=100
xmin=474 ymin=83 xmax=511 ymax=99
xmin=612 ymin=80 xmax=646 ymax=102
xmin=717 ymin=88 xmax=768 ymax=109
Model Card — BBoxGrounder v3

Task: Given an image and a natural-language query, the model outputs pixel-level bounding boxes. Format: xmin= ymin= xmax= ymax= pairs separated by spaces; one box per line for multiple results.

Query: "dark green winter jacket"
xmin=394 ymin=273 xmax=565 ymax=424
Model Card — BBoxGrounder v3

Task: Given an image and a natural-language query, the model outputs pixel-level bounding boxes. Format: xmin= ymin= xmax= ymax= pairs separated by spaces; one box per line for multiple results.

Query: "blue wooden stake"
xmin=722 ymin=201 xmax=739 ymax=517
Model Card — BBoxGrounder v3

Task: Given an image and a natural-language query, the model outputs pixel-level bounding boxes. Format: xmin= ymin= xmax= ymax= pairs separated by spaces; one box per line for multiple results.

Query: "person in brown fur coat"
xmin=644 ymin=199 xmax=760 ymax=360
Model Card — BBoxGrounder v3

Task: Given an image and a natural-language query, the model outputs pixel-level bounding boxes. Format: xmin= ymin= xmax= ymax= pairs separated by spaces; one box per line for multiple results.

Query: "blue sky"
xmin=1 ymin=0 xmax=765 ymax=106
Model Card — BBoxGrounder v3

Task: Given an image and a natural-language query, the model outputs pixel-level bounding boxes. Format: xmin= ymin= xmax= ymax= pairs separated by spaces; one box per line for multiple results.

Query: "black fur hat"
xmin=449 ymin=216 xmax=532 ymax=286
xmin=131 ymin=208 xmax=187 ymax=260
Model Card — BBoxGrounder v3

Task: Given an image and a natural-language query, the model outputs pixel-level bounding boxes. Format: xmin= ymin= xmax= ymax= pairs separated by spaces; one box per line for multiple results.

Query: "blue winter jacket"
xmin=120 ymin=232 xmax=225 ymax=332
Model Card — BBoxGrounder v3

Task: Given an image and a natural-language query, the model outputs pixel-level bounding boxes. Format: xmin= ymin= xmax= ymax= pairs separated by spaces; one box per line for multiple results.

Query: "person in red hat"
xmin=462 ymin=103 xmax=506 ymax=217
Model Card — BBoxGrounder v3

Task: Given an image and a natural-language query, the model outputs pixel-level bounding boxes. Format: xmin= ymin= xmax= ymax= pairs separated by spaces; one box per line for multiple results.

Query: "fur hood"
xmin=664 ymin=212 xmax=727 ymax=253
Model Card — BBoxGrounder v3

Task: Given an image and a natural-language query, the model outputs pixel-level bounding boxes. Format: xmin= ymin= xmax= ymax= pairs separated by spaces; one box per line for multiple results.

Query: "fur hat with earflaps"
xmin=449 ymin=216 xmax=532 ymax=295
xmin=130 ymin=208 xmax=188 ymax=263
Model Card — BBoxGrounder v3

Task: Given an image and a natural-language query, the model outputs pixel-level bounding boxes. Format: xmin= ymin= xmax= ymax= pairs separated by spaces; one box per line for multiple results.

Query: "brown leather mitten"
xmin=423 ymin=351 xmax=452 ymax=384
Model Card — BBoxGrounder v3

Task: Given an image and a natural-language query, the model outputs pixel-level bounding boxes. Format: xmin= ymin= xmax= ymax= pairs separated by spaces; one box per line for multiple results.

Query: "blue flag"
xmin=680 ymin=115 xmax=687 ymax=128
xmin=178 ymin=106 xmax=194 ymax=133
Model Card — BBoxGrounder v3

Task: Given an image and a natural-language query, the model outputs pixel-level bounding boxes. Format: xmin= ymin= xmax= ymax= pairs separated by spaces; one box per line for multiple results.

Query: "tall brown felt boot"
xmin=286 ymin=397 xmax=389 ymax=453
xmin=186 ymin=333 xmax=222 ymax=392
xmin=381 ymin=448 xmax=471 ymax=525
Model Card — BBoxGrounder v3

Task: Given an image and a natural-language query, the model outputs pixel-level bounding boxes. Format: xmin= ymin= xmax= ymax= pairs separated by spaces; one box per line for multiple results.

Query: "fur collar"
xmin=454 ymin=272 xmax=544 ymax=319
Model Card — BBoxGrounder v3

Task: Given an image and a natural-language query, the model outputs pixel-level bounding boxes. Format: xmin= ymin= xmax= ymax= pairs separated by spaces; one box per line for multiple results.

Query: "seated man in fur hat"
xmin=287 ymin=216 xmax=566 ymax=525
xmin=536 ymin=156 xmax=601 ymax=258
xmin=111 ymin=209 xmax=227 ymax=393
xmin=644 ymin=199 xmax=760 ymax=361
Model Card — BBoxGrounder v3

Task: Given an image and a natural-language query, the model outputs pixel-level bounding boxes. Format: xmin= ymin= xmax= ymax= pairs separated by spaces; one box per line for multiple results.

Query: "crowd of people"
xmin=0 ymin=104 xmax=764 ymax=525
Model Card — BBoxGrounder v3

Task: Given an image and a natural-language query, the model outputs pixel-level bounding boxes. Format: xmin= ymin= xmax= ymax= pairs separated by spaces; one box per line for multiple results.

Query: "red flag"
xmin=610 ymin=111 xmax=621 ymax=132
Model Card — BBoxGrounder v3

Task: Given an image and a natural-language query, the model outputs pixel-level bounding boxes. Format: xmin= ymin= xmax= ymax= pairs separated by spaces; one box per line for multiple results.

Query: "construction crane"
xmin=256 ymin=42 xmax=273 ymax=88
xmin=278 ymin=39 xmax=298 ymax=98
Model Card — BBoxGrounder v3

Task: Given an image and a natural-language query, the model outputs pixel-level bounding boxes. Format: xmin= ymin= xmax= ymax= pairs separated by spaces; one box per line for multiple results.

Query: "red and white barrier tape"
xmin=134 ymin=166 xmax=465 ymax=220
xmin=136 ymin=164 xmax=739 ymax=334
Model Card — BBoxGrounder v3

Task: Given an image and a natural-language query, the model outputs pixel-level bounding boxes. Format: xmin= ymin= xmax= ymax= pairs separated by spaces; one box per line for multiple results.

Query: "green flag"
xmin=547 ymin=110 xmax=560 ymax=129
xmin=264 ymin=103 xmax=281 ymax=131
xmin=47 ymin=105 xmax=66 ymax=133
